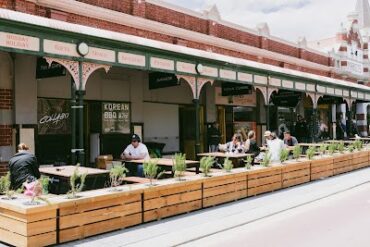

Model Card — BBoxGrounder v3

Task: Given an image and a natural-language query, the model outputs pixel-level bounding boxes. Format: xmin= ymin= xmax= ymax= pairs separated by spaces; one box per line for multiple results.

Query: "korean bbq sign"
xmin=102 ymin=102 xmax=130 ymax=134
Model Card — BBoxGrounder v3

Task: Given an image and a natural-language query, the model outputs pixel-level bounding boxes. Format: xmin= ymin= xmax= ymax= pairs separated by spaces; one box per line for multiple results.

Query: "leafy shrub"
xmin=293 ymin=146 xmax=302 ymax=161
xmin=220 ymin=158 xmax=233 ymax=172
xmin=319 ymin=144 xmax=327 ymax=156
xmin=143 ymin=159 xmax=160 ymax=186
xmin=244 ymin=155 xmax=253 ymax=170
xmin=337 ymin=141 xmax=345 ymax=153
xmin=328 ymin=144 xmax=336 ymax=155
xmin=109 ymin=164 xmax=129 ymax=189
xmin=67 ymin=164 xmax=87 ymax=199
xmin=200 ymin=156 xmax=215 ymax=177
xmin=280 ymin=148 xmax=289 ymax=163
xmin=261 ymin=153 xmax=271 ymax=167
xmin=172 ymin=153 xmax=187 ymax=180
xmin=306 ymin=146 xmax=316 ymax=160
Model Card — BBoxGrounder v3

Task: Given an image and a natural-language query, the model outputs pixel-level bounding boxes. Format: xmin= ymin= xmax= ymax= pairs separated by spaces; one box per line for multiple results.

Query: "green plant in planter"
xmin=0 ymin=172 xmax=21 ymax=200
xmin=328 ymin=144 xmax=336 ymax=155
xmin=200 ymin=156 xmax=215 ymax=177
xmin=40 ymin=175 xmax=50 ymax=195
xmin=109 ymin=164 xmax=129 ymax=190
xmin=348 ymin=144 xmax=355 ymax=153
xmin=280 ymin=148 xmax=290 ymax=164
xmin=319 ymin=144 xmax=327 ymax=157
xmin=219 ymin=157 xmax=233 ymax=172
xmin=261 ymin=153 xmax=271 ymax=167
xmin=143 ymin=159 xmax=164 ymax=186
xmin=244 ymin=155 xmax=253 ymax=170
xmin=67 ymin=164 xmax=87 ymax=199
xmin=172 ymin=153 xmax=187 ymax=180
xmin=306 ymin=146 xmax=316 ymax=160
xmin=337 ymin=141 xmax=345 ymax=153
xmin=293 ymin=146 xmax=302 ymax=161
xmin=354 ymin=140 xmax=363 ymax=150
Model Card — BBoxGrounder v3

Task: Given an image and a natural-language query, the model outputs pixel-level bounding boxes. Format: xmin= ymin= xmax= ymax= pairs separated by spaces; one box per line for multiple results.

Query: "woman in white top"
xmin=267 ymin=132 xmax=284 ymax=163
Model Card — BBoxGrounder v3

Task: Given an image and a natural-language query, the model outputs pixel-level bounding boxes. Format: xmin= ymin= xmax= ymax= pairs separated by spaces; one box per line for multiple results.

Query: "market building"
xmin=1 ymin=0 xmax=370 ymax=173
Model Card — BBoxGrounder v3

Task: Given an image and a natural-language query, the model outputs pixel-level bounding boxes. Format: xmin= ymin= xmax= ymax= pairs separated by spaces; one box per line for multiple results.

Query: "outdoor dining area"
xmin=1 ymin=135 xmax=370 ymax=247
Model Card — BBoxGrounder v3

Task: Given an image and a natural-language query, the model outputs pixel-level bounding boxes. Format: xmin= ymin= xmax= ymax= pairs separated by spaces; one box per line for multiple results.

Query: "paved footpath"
xmin=56 ymin=168 xmax=370 ymax=247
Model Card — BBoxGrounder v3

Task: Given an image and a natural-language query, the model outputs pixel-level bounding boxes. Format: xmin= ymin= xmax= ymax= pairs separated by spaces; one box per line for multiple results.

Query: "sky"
xmin=163 ymin=0 xmax=358 ymax=42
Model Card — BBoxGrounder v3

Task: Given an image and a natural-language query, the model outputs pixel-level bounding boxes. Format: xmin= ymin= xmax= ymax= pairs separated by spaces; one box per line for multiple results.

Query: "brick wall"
xmin=0 ymin=162 xmax=8 ymax=176
xmin=0 ymin=89 xmax=12 ymax=110
xmin=0 ymin=125 xmax=12 ymax=147
xmin=0 ymin=0 xmax=358 ymax=82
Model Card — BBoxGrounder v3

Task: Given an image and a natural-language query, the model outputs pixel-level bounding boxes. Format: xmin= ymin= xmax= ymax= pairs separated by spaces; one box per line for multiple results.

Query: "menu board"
xmin=102 ymin=102 xmax=130 ymax=134
xmin=38 ymin=98 xmax=71 ymax=135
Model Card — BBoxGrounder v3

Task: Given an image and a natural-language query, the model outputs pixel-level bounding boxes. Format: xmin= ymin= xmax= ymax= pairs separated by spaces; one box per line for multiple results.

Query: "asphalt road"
xmin=182 ymin=182 xmax=370 ymax=247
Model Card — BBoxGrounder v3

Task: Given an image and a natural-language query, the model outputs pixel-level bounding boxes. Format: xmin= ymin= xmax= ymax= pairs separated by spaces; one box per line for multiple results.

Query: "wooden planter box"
xmin=333 ymin=153 xmax=353 ymax=175
xmin=310 ymin=156 xmax=334 ymax=181
xmin=282 ymin=160 xmax=311 ymax=188
xmin=352 ymin=151 xmax=369 ymax=170
xmin=202 ymin=169 xmax=247 ymax=208
xmin=247 ymin=166 xmax=282 ymax=196
xmin=0 ymin=197 xmax=57 ymax=247
xmin=143 ymin=178 xmax=202 ymax=222
xmin=56 ymin=188 xmax=143 ymax=243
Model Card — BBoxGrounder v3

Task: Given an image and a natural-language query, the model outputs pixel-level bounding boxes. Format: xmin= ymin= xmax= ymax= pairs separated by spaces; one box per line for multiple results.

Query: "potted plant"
xmin=67 ymin=164 xmax=87 ymax=199
xmin=219 ymin=157 xmax=233 ymax=173
xmin=348 ymin=144 xmax=355 ymax=153
xmin=328 ymin=144 xmax=336 ymax=155
xmin=172 ymin=153 xmax=187 ymax=181
xmin=354 ymin=140 xmax=363 ymax=151
xmin=319 ymin=144 xmax=327 ymax=157
xmin=200 ymin=156 xmax=215 ymax=177
xmin=40 ymin=175 xmax=50 ymax=195
xmin=337 ymin=141 xmax=345 ymax=154
xmin=244 ymin=155 xmax=253 ymax=170
xmin=261 ymin=153 xmax=271 ymax=167
xmin=306 ymin=146 xmax=316 ymax=160
xmin=109 ymin=164 xmax=129 ymax=191
xmin=143 ymin=159 xmax=160 ymax=186
xmin=0 ymin=172 xmax=19 ymax=200
xmin=280 ymin=148 xmax=289 ymax=164
xmin=292 ymin=146 xmax=302 ymax=161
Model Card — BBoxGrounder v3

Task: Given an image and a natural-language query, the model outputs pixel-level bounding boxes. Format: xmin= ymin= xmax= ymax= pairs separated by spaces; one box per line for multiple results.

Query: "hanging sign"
xmin=38 ymin=98 xmax=70 ymax=135
xmin=102 ymin=102 xmax=130 ymax=134
xmin=221 ymin=82 xmax=252 ymax=96
xmin=36 ymin=57 xmax=66 ymax=79
xmin=149 ymin=72 xmax=179 ymax=90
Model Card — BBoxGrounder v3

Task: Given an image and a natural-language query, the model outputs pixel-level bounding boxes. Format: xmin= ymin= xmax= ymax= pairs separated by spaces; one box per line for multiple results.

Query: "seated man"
xmin=283 ymin=131 xmax=298 ymax=147
xmin=9 ymin=143 xmax=40 ymax=190
xmin=120 ymin=134 xmax=150 ymax=177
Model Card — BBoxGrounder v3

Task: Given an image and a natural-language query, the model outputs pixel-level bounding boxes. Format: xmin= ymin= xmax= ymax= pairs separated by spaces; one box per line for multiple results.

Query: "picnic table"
xmin=299 ymin=143 xmax=323 ymax=147
xmin=197 ymin=152 xmax=252 ymax=168
xmin=349 ymin=137 xmax=370 ymax=142
xmin=39 ymin=166 xmax=109 ymax=194
xmin=124 ymin=158 xmax=200 ymax=174
xmin=323 ymin=140 xmax=354 ymax=145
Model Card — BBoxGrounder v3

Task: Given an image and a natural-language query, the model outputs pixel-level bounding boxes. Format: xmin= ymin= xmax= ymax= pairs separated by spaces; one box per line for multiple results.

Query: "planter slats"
xmin=282 ymin=161 xmax=310 ymax=188
xmin=310 ymin=157 xmax=334 ymax=180
xmin=247 ymin=166 xmax=282 ymax=196
xmin=58 ymin=190 xmax=143 ymax=243
xmin=143 ymin=181 xmax=202 ymax=222
xmin=352 ymin=151 xmax=369 ymax=170
xmin=333 ymin=154 xmax=353 ymax=175
xmin=1 ymin=150 xmax=370 ymax=246
xmin=0 ymin=203 xmax=57 ymax=247
xmin=202 ymin=172 xmax=247 ymax=207
xmin=59 ymin=213 xmax=142 ymax=243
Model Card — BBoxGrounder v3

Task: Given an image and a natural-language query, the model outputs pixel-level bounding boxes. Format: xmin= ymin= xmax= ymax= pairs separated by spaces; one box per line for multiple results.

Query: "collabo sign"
xmin=38 ymin=98 xmax=71 ymax=135
xmin=102 ymin=102 xmax=130 ymax=134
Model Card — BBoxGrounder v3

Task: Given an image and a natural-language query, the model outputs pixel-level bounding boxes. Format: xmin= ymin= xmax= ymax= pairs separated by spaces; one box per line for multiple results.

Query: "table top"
xmin=124 ymin=158 xmax=199 ymax=166
xmin=299 ymin=143 xmax=323 ymax=147
xmin=323 ymin=140 xmax=354 ymax=144
xmin=39 ymin=166 xmax=109 ymax=178
xmin=350 ymin=137 xmax=370 ymax=141
xmin=197 ymin=152 xmax=252 ymax=158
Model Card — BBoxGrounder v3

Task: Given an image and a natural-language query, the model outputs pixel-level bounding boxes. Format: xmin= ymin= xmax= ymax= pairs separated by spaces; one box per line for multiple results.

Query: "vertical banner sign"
xmin=38 ymin=98 xmax=71 ymax=135
xmin=102 ymin=102 xmax=130 ymax=134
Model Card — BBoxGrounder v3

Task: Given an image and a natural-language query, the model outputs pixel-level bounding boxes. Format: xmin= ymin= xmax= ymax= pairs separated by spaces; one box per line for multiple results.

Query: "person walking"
xmin=207 ymin=122 xmax=221 ymax=152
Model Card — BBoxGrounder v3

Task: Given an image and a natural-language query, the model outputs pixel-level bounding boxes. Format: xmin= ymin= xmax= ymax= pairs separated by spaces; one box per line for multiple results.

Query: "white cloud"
xmin=163 ymin=0 xmax=357 ymax=42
